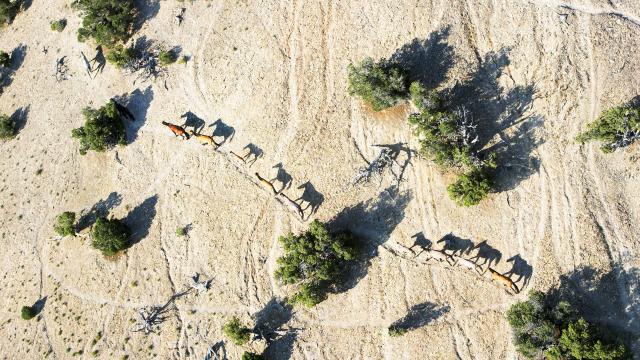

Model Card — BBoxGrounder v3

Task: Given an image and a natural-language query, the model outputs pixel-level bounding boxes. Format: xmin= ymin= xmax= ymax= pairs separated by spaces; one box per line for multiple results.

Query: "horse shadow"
xmin=125 ymin=195 xmax=158 ymax=247
xmin=270 ymin=163 xmax=293 ymax=192
xmin=11 ymin=105 xmax=29 ymax=135
xmin=329 ymin=186 xmax=413 ymax=294
xmin=90 ymin=46 xmax=106 ymax=74
xmin=180 ymin=111 xmax=206 ymax=133
xmin=467 ymin=240 xmax=502 ymax=269
xmin=115 ymin=86 xmax=154 ymax=144
xmin=209 ymin=119 xmax=235 ymax=144
xmin=294 ymin=181 xmax=324 ymax=217
xmin=410 ymin=232 xmax=432 ymax=250
xmin=388 ymin=301 xmax=450 ymax=334
xmin=503 ymin=254 xmax=532 ymax=289
xmin=389 ymin=26 xmax=455 ymax=89
xmin=77 ymin=192 xmax=123 ymax=231
xmin=436 ymin=233 xmax=475 ymax=257
xmin=242 ymin=143 xmax=263 ymax=166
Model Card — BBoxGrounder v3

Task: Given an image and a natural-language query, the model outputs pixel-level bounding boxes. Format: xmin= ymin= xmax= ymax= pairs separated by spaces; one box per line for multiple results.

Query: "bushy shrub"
xmin=54 ymin=212 xmax=76 ymax=237
xmin=106 ymin=44 xmax=134 ymax=68
xmin=72 ymin=100 xmax=127 ymax=155
xmin=0 ymin=0 xmax=22 ymax=25
xmin=275 ymin=220 xmax=356 ymax=307
xmin=347 ymin=57 xmax=408 ymax=111
xmin=0 ymin=50 xmax=10 ymax=68
xmin=175 ymin=226 xmax=186 ymax=237
xmin=50 ymin=19 xmax=67 ymax=32
xmin=91 ymin=217 xmax=130 ymax=256
xmin=72 ymin=0 xmax=136 ymax=46
xmin=0 ymin=113 xmax=15 ymax=139
xmin=222 ymin=317 xmax=251 ymax=345
xmin=507 ymin=291 xmax=629 ymax=360
xmin=576 ymin=105 xmax=640 ymax=153
xmin=241 ymin=352 xmax=264 ymax=360
xmin=158 ymin=49 xmax=177 ymax=66
xmin=447 ymin=166 xmax=494 ymax=207
xmin=388 ymin=325 xmax=408 ymax=337
xmin=21 ymin=305 xmax=36 ymax=320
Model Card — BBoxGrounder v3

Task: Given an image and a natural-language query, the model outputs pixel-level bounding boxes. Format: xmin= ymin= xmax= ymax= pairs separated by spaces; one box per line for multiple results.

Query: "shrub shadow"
xmin=125 ymin=194 xmax=158 ymax=246
xmin=253 ymin=297 xmax=298 ymax=360
xmin=77 ymin=192 xmax=123 ymax=231
xmin=115 ymin=86 xmax=154 ymax=144
xmin=32 ymin=296 xmax=47 ymax=316
xmin=389 ymin=26 xmax=455 ymax=89
xmin=328 ymin=186 xmax=413 ymax=293
xmin=133 ymin=0 xmax=160 ymax=32
xmin=11 ymin=105 xmax=29 ymax=135
xmin=389 ymin=301 xmax=449 ymax=333
xmin=547 ymin=265 xmax=640 ymax=352
xmin=0 ymin=44 xmax=27 ymax=93
xmin=445 ymin=48 xmax=541 ymax=191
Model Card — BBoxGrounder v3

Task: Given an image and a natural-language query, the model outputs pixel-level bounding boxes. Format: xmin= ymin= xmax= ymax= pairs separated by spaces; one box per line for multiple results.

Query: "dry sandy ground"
xmin=0 ymin=0 xmax=639 ymax=359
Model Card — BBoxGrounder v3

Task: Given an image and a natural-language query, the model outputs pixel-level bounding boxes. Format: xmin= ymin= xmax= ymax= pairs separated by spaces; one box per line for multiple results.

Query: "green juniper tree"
xmin=0 ymin=0 xmax=23 ymax=25
xmin=241 ymin=352 xmax=264 ymax=360
xmin=50 ymin=19 xmax=67 ymax=32
xmin=158 ymin=49 xmax=178 ymax=66
xmin=576 ymin=105 xmax=640 ymax=153
xmin=275 ymin=220 xmax=356 ymax=307
xmin=54 ymin=212 xmax=77 ymax=237
xmin=0 ymin=50 xmax=10 ymax=68
xmin=106 ymin=44 xmax=135 ymax=68
xmin=91 ymin=217 xmax=130 ymax=256
xmin=72 ymin=0 xmax=136 ymax=47
xmin=21 ymin=305 xmax=36 ymax=320
xmin=347 ymin=57 xmax=408 ymax=111
xmin=72 ymin=100 xmax=127 ymax=155
xmin=0 ymin=113 xmax=15 ymax=140
xmin=222 ymin=317 xmax=251 ymax=346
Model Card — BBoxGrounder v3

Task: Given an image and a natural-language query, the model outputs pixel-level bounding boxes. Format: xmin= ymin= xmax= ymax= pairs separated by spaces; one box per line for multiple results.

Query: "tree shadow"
xmin=328 ymin=186 xmax=413 ymax=293
xmin=253 ymin=298 xmax=295 ymax=343
xmin=264 ymin=332 xmax=297 ymax=360
xmin=389 ymin=301 xmax=449 ymax=333
xmin=547 ymin=265 xmax=640 ymax=351
xmin=0 ymin=44 xmax=27 ymax=93
xmin=77 ymin=192 xmax=123 ymax=231
xmin=270 ymin=163 xmax=293 ymax=192
xmin=133 ymin=0 xmax=160 ymax=32
xmin=374 ymin=143 xmax=416 ymax=186
xmin=31 ymin=296 xmax=47 ymax=316
xmin=445 ymin=48 xmax=541 ymax=191
xmin=294 ymin=181 xmax=324 ymax=217
xmin=124 ymin=195 xmax=158 ymax=246
xmin=389 ymin=26 xmax=455 ymax=89
xmin=11 ymin=105 xmax=29 ymax=135
xmin=180 ymin=111 xmax=205 ymax=133
xmin=115 ymin=86 xmax=154 ymax=143
xmin=468 ymin=240 xmax=502 ymax=269
xmin=209 ymin=119 xmax=235 ymax=144
xmin=436 ymin=233 xmax=475 ymax=256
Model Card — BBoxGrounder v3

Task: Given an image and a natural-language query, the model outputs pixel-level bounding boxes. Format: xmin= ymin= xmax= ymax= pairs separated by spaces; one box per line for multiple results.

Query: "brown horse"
xmin=255 ymin=173 xmax=278 ymax=195
xmin=162 ymin=121 xmax=190 ymax=139
xmin=188 ymin=130 xmax=220 ymax=147
xmin=487 ymin=268 xmax=519 ymax=294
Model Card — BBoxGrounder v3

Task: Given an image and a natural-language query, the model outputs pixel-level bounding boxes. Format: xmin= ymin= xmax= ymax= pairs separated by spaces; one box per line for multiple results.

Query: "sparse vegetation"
xmin=158 ymin=49 xmax=177 ymax=66
xmin=21 ymin=305 xmax=36 ymax=320
xmin=507 ymin=291 xmax=629 ymax=360
xmin=347 ymin=57 xmax=408 ymax=111
xmin=447 ymin=166 xmax=494 ymax=207
xmin=0 ymin=50 xmax=10 ymax=68
xmin=241 ymin=352 xmax=264 ymax=360
xmin=175 ymin=226 xmax=186 ymax=237
xmin=71 ymin=100 xmax=127 ymax=155
xmin=275 ymin=220 xmax=356 ymax=307
xmin=72 ymin=0 xmax=136 ymax=46
xmin=576 ymin=104 xmax=640 ymax=153
xmin=50 ymin=19 xmax=67 ymax=32
xmin=0 ymin=113 xmax=15 ymax=140
xmin=54 ymin=211 xmax=76 ymax=237
xmin=222 ymin=317 xmax=251 ymax=346
xmin=388 ymin=325 xmax=408 ymax=337
xmin=91 ymin=217 xmax=130 ymax=256
xmin=106 ymin=44 xmax=135 ymax=68
xmin=0 ymin=0 xmax=23 ymax=25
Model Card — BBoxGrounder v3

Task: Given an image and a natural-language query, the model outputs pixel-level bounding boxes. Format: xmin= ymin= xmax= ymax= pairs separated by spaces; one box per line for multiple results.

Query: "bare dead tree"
xmin=123 ymin=38 xmax=168 ymax=84
xmin=350 ymin=142 xmax=419 ymax=187
xmin=607 ymin=116 xmax=640 ymax=152
xmin=53 ymin=56 xmax=69 ymax=82
xmin=133 ymin=289 xmax=190 ymax=334
xmin=189 ymin=273 xmax=212 ymax=294
xmin=203 ymin=341 xmax=225 ymax=360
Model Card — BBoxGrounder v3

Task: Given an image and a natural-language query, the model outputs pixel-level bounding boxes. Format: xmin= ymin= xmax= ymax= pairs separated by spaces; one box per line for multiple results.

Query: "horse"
xmin=487 ymin=268 xmax=519 ymax=294
xmin=188 ymin=130 xmax=220 ymax=147
xmin=162 ymin=121 xmax=190 ymax=139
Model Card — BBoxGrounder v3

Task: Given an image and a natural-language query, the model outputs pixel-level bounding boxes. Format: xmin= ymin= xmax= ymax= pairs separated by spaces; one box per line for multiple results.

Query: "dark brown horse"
xmin=162 ymin=121 xmax=190 ymax=139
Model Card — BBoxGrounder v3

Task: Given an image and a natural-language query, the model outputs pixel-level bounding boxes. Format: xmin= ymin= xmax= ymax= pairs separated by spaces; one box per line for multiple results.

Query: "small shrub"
xmin=507 ymin=291 xmax=629 ymax=360
xmin=0 ymin=51 xmax=10 ymax=68
xmin=21 ymin=305 xmax=36 ymax=320
xmin=447 ymin=166 xmax=493 ymax=207
xmin=72 ymin=0 xmax=136 ymax=46
xmin=158 ymin=49 xmax=177 ymax=66
xmin=0 ymin=113 xmax=15 ymax=140
xmin=72 ymin=100 xmax=127 ymax=155
xmin=177 ymin=55 xmax=188 ymax=65
xmin=175 ymin=227 xmax=186 ymax=237
xmin=347 ymin=57 xmax=408 ymax=111
xmin=0 ymin=0 xmax=23 ymax=25
xmin=576 ymin=105 xmax=640 ymax=153
xmin=91 ymin=217 xmax=130 ymax=256
xmin=222 ymin=317 xmax=251 ymax=346
xmin=388 ymin=325 xmax=407 ymax=337
xmin=50 ymin=19 xmax=67 ymax=32
xmin=106 ymin=44 xmax=134 ymax=68
xmin=275 ymin=220 xmax=356 ymax=307
xmin=241 ymin=352 xmax=264 ymax=360
xmin=54 ymin=212 xmax=76 ymax=237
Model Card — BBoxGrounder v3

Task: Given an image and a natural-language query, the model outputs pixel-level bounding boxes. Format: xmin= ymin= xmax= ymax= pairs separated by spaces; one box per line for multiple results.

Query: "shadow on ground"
xmin=253 ymin=298 xmax=297 ymax=360
xmin=328 ymin=186 xmax=413 ymax=293
xmin=389 ymin=301 xmax=450 ymax=334
xmin=0 ymin=44 xmax=27 ymax=93
xmin=77 ymin=192 xmax=123 ymax=231
xmin=11 ymin=105 xmax=29 ymax=135
xmin=125 ymin=194 xmax=158 ymax=246
xmin=115 ymin=86 xmax=154 ymax=143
